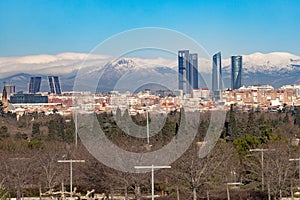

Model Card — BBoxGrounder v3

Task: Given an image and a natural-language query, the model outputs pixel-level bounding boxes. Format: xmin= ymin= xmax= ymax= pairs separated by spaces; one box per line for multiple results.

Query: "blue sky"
xmin=0 ymin=0 xmax=300 ymax=58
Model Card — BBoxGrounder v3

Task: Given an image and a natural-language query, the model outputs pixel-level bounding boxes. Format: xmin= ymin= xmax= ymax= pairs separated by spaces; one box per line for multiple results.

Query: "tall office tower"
xmin=178 ymin=50 xmax=190 ymax=94
xmin=29 ymin=77 xmax=41 ymax=94
xmin=178 ymin=50 xmax=199 ymax=94
xmin=48 ymin=76 xmax=62 ymax=95
xmin=231 ymin=55 xmax=242 ymax=90
xmin=190 ymin=53 xmax=199 ymax=90
xmin=212 ymin=52 xmax=222 ymax=99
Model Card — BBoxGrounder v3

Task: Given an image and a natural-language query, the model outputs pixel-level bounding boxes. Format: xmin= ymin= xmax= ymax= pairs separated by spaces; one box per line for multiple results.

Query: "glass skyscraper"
xmin=178 ymin=50 xmax=189 ymax=94
xmin=29 ymin=77 xmax=41 ymax=94
xmin=190 ymin=53 xmax=199 ymax=90
xmin=178 ymin=50 xmax=199 ymax=94
xmin=231 ymin=55 xmax=242 ymax=90
xmin=48 ymin=76 xmax=62 ymax=95
xmin=212 ymin=52 xmax=222 ymax=92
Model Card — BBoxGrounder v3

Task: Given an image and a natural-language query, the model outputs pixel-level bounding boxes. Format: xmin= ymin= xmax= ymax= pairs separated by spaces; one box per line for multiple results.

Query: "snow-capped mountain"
xmin=221 ymin=52 xmax=300 ymax=88
xmin=1 ymin=51 xmax=300 ymax=92
xmin=222 ymin=52 xmax=300 ymax=73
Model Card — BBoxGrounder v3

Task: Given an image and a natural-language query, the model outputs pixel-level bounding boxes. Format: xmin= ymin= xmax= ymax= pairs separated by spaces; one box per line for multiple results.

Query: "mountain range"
xmin=0 ymin=52 xmax=300 ymax=93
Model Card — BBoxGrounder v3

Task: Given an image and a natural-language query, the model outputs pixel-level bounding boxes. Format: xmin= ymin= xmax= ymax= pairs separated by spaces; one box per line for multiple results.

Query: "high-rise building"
xmin=178 ymin=50 xmax=199 ymax=94
xmin=212 ymin=52 xmax=222 ymax=99
xmin=29 ymin=77 xmax=41 ymax=94
xmin=231 ymin=56 xmax=242 ymax=90
xmin=212 ymin=52 xmax=222 ymax=91
xmin=190 ymin=53 xmax=199 ymax=90
xmin=178 ymin=50 xmax=189 ymax=94
xmin=48 ymin=76 xmax=62 ymax=95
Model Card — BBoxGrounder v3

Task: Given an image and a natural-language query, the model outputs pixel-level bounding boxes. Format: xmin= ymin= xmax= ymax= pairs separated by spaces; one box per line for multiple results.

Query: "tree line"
xmin=1 ymin=102 xmax=300 ymax=199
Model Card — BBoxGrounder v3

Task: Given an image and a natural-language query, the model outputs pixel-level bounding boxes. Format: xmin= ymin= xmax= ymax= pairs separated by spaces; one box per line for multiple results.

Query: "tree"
xmin=37 ymin=142 xmax=65 ymax=190
xmin=32 ymin=122 xmax=41 ymax=139
xmin=246 ymin=110 xmax=258 ymax=136
xmin=283 ymin=112 xmax=290 ymax=123
xmin=263 ymin=142 xmax=292 ymax=199
xmin=227 ymin=104 xmax=238 ymax=141
xmin=47 ymin=115 xmax=65 ymax=140
xmin=0 ymin=126 xmax=10 ymax=138
xmin=2 ymin=144 xmax=35 ymax=199
xmin=293 ymin=106 xmax=300 ymax=126
xmin=171 ymin=141 xmax=234 ymax=200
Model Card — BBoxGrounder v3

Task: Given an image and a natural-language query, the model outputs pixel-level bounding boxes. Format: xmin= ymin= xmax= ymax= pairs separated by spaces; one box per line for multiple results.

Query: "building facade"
xmin=48 ymin=76 xmax=62 ymax=95
xmin=212 ymin=52 xmax=222 ymax=99
xmin=178 ymin=50 xmax=189 ymax=94
xmin=231 ymin=56 xmax=242 ymax=90
xmin=178 ymin=50 xmax=199 ymax=94
xmin=4 ymin=84 xmax=15 ymax=99
xmin=29 ymin=77 xmax=42 ymax=94
xmin=190 ymin=53 xmax=199 ymax=90
xmin=10 ymin=93 xmax=48 ymax=104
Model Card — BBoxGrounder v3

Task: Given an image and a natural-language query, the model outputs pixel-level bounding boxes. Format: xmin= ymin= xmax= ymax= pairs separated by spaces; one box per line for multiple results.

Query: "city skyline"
xmin=1 ymin=0 xmax=300 ymax=58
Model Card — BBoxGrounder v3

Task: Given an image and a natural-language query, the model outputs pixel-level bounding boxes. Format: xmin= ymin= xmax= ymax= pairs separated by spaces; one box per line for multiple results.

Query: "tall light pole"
xmin=57 ymin=159 xmax=85 ymax=197
xmin=74 ymin=107 xmax=79 ymax=148
xmin=134 ymin=165 xmax=171 ymax=200
xmin=289 ymin=157 xmax=300 ymax=187
xmin=146 ymin=108 xmax=150 ymax=145
xmin=250 ymin=148 xmax=274 ymax=191
xmin=226 ymin=182 xmax=243 ymax=200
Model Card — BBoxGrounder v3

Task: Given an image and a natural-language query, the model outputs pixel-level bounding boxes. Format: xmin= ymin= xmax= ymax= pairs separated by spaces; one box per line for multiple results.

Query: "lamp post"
xmin=57 ymin=159 xmax=85 ymax=197
xmin=74 ymin=108 xmax=78 ymax=148
xmin=249 ymin=148 xmax=274 ymax=191
xmin=226 ymin=182 xmax=243 ymax=200
xmin=146 ymin=108 xmax=150 ymax=145
xmin=134 ymin=165 xmax=171 ymax=200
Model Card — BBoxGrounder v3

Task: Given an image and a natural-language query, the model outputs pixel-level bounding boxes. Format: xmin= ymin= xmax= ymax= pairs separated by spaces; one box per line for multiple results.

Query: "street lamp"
xmin=226 ymin=182 xmax=243 ymax=200
xmin=249 ymin=148 xmax=275 ymax=191
xmin=74 ymin=107 xmax=78 ymax=148
xmin=57 ymin=159 xmax=85 ymax=197
xmin=146 ymin=108 xmax=150 ymax=145
xmin=134 ymin=165 xmax=171 ymax=200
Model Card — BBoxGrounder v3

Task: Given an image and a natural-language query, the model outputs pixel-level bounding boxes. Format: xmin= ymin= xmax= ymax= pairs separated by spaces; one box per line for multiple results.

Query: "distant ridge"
xmin=1 ymin=52 xmax=300 ymax=91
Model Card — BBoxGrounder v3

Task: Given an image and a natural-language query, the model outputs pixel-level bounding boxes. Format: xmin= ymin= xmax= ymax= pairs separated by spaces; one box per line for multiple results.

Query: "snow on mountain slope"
xmin=1 ymin=51 xmax=300 ymax=92
xmin=222 ymin=52 xmax=300 ymax=73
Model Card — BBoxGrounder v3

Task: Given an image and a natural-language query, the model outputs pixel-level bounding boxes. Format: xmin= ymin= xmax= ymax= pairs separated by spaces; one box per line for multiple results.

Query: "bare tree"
xmin=37 ymin=141 xmax=65 ymax=190
xmin=264 ymin=142 xmax=293 ymax=199
xmin=170 ymin=140 xmax=234 ymax=200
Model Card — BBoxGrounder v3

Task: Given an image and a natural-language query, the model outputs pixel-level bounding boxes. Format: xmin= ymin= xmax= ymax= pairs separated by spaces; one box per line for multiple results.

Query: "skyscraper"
xmin=178 ymin=50 xmax=189 ymax=94
xmin=190 ymin=53 xmax=199 ymax=90
xmin=212 ymin=52 xmax=222 ymax=92
xmin=178 ymin=50 xmax=199 ymax=94
xmin=48 ymin=76 xmax=62 ymax=95
xmin=29 ymin=77 xmax=41 ymax=94
xmin=231 ymin=55 xmax=242 ymax=90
